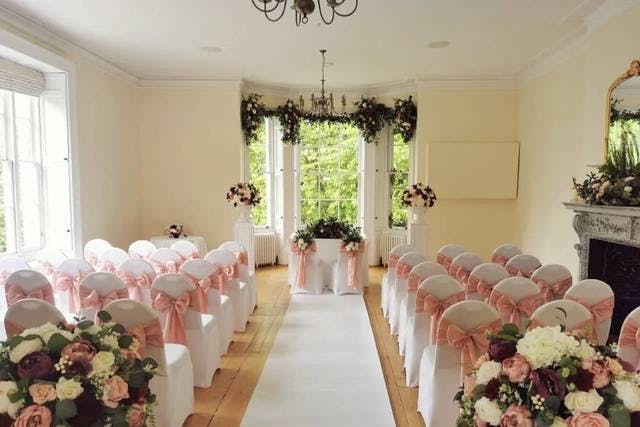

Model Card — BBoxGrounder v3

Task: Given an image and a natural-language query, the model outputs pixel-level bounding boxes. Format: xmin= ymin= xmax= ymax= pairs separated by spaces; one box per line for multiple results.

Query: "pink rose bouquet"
xmin=0 ymin=311 xmax=157 ymax=426
xmin=456 ymin=323 xmax=636 ymax=427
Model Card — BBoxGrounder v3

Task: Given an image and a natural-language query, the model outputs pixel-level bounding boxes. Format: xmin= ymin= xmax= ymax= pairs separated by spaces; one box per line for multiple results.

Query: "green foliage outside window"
xmin=248 ymin=121 xmax=267 ymax=226
xmin=389 ymin=133 xmax=409 ymax=228
xmin=299 ymin=121 xmax=360 ymax=225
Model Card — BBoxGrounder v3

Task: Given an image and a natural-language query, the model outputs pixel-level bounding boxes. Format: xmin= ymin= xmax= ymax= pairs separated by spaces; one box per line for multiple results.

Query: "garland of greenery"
xmin=240 ymin=93 xmax=417 ymax=145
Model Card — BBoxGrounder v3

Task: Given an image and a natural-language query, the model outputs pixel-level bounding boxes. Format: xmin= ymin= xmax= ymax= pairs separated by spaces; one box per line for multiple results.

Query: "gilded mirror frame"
xmin=604 ymin=59 xmax=640 ymax=159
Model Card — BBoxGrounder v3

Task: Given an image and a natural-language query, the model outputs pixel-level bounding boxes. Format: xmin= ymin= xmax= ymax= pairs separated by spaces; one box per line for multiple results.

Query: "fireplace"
xmin=587 ymin=238 xmax=640 ymax=338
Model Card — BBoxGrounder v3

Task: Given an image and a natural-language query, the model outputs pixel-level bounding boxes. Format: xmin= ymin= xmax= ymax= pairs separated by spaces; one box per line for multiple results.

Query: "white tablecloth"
xmin=149 ymin=235 xmax=208 ymax=256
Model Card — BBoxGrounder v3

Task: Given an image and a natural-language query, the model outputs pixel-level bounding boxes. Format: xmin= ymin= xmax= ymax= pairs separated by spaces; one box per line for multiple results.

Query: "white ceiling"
xmin=0 ymin=0 xmax=613 ymax=87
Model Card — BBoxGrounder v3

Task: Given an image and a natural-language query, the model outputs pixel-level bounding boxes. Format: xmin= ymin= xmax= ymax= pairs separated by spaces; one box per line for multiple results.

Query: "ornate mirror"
xmin=605 ymin=60 xmax=640 ymax=160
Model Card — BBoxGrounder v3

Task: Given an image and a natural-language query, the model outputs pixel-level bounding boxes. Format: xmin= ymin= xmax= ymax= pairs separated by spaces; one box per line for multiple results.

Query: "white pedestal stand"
xmin=234 ymin=206 xmax=256 ymax=273
xmin=408 ymin=207 xmax=428 ymax=257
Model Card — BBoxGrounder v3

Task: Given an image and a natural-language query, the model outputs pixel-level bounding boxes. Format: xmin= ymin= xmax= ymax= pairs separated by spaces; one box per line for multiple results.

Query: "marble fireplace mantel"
xmin=563 ymin=201 xmax=640 ymax=280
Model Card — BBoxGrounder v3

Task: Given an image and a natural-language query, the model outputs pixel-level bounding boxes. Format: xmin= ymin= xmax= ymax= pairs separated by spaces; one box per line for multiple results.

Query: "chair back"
xmin=449 ymin=252 xmax=483 ymax=290
xmin=54 ymin=259 xmax=95 ymax=314
xmin=103 ymin=299 xmax=167 ymax=374
xmin=436 ymin=244 xmax=465 ymax=271
xmin=171 ymin=240 xmax=200 ymax=260
xmin=151 ymin=274 xmax=200 ymax=346
xmin=530 ymin=300 xmax=594 ymax=338
xmin=396 ymin=252 xmax=427 ymax=281
xmin=5 ymin=299 xmax=65 ymax=337
xmin=565 ymin=279 xmax=614 ymax=345
xmin=98 ymin=247 xmax=130 ymax=273
xmin=204 ymin=249 xmax=239 ymax=293
xmin=32 ymin=248 xmax=68 ymax=280
xmin=78 ymin=272 xmax=128 ymax=321
xmin=489 ymin=277 xmax=543 ymax=328
xmin=148 ymin=248 xmax=183 ymax=274
xmin=490 ymin=244 xmax=522 ymax=266
xmin=128 ymin=240 xmax=157 ymax=260
xmin=530 ymin=264 xmax=572 ymax=302
xmin=5 ymin=270 xmax=54 ymax=307
xmin=0 ymin=256 xmax=29 ymax=286
xmin=116 ymin=259 xmax=156 ymax=304
xmin=388 ymin=244 xmax=413 ymax=268
xmin=219 ymin=241 xmax=251 ymax=278
xmin=84 ymin=239 xmax=112 ymax=267
xmin=179 ymin=259 xmax=221 ymax=312
xmin=505 ymin=254 xmax=541 ymax=278
xmin=619 ymin=307 xmax=640 ymax=370
xmin=416 ymin=274 xmax=464 ymax=344
xmin=467 ymin=263 xmax=509 ymax=301
xmin=408 ymin=262 xmax=447 ymax=293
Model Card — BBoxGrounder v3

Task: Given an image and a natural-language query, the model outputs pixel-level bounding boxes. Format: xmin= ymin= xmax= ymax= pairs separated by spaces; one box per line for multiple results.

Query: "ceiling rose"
xmin=251 ymin=0 xmax=358 ymax=26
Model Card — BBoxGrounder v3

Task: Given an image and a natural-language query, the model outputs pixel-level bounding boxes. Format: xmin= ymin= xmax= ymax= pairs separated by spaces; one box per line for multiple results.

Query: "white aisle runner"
xmin=242 ymin=293 xmax=395 ymax=427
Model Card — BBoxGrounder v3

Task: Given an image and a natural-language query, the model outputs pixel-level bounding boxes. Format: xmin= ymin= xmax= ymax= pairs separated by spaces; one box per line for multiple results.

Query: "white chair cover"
xmin=98 ymin=247 xmax=130 ymax=273
xmin=467 ymin=262 xmax=509 ymax=302
xmin=152 ymin=274 xmax=220 ymax=388
xmin=401 ymin=261 xmax=447 ymax=358
xmin=435 ymin=244 xmax=465 ymax=272
xmin=205 ymin=249 xmax=251 ymax=332
xmin=382 ymin=244 xmax=412 ymax=319
xmin=565 ymin=279 xmax=614 ymax=345
xmin=391 ymin=252 xmax=427 ymax=341
xmin=530 ymin=300 xmax=594 ymax=338
xmin=116 ymin=258 xmax=156 ymax=305
xmin=128 ymin=240 xmax=157 ymax=260
xmin=490 ymin=243 xmax=522 ymax=266
xmin=530 ymin=264 xmax=573 ymax=302
xmin=172 ymin=240 xmax=201 ymax=260
xmin=405 ymin=273 xmax=462 ymax=388
xmin=219 ymin=241 xmax=257 ymax=312
xmin=288 ymin=243 xmax=323 ymax=295
xmin=77 ymin=272 xmax=128 ymax=322
xmin=332 ymin=240 xmax=367 ymax=296
xmin=418 ymin=301 xmax=501 ymax=427
xmin=619 ymin=307 xmax=640 ymax=370
xmin=84 ymin=239 xmax=112 ymax=268
xmin=54 ymin=259 xmax=94 ymax=315
xmin=180 ymin=259 xmax=233 ymax=354
xmin=148 ymin=248 xmax=183 ymax=275
xmin=505 ymin=254 xmax=541 ymax=278
xmin=32 ymin=248 xmax=68 ymax=282
xmin=5 ymin=269 xmax=55 ymax=306
xmin=4 ymin=299 xmax=65 ymax=339
xmin=449 ymin=252 xmax=483 ymax=299
xmin=0 ymin=256 xmax=29 ymax=313
xmin=103 ymin=299 xmax=194 ymax=427
xmin=489 ymin=277 xmax=543 ymax=330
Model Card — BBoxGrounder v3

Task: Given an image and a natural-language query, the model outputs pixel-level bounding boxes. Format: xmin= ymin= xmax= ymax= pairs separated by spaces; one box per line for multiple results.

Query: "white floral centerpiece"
xmin=226 ymin=182 xmax=261 ymax=221
xmin=401 ymin=183 xmax=436 ymax=224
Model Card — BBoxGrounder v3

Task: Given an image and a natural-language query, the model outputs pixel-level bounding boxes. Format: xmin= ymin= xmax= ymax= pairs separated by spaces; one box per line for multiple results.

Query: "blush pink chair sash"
xmin=5 ymin=283 xmax=55 ymax=306
xmin=0 ymin=271 xmax=10 ymax=286
xmin=436 ymin=254 xmax=453 ymax=271
xmin=407 ymin=273 xmax=424 ymax=293
xmin=235 ymin=251 xmax=249 ymax=266
xmin=534 ymin=277 xmax=572 ymax=302
xmin=100 ymin=261 xmax=117 ymax=274
xmin=566 ymin=295 xmax=614 ymax=333
xmin=506 ymin=265 xmax=536 ymax=278
xmin=85 ymin=254 xmax=99 ymax=268
xmin=620 ymin=320 xmax=640 ymax=350
xmin=38 ymin=261 xmax=55 ymax=279
xmin=127 ymin=319 xmax=165 ymax=355
xmin=340 ymin=242 xmax=366 ymax=289
xmin=466 ymin=276 xmax=493 ymax=299
xmin=494 ymin=291 xmax=541 ymax=326
xmin=396 ymin=261 xmax=412 ymax=280
xmin=437 ymin=318 xmax=502 ymax=379
xmin=80 ymin=288 xmax=128 ymax=321
xmin=54 ymin=272 xmax=87 ymax=313
xmin=118 ymin=272 xmax=153 ymax=302
xmin=491 ymin=254 xmax=509 ymax=266
xmin=416 ymin=291 xmax=465 ymax=345
xmin=182 ymin=272 xmax=213 ymax=313
xmin=388 ymin=254 xmax=401 ymax=268
xmin=449 ymin=264 xmax=472 ymax=286
xmin=151 ymin=290 xmax=190 ymax=346
xmin=153 ymin=260 xmax=179 ymax=275
xmin=212 ymin=265 xmax=235 ymax=295
xmin=291 ymin=242 xmax=316 ymax=290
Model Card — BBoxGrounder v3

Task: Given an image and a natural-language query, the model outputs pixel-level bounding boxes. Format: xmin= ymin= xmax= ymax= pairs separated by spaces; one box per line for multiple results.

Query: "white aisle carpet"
xmin=241 ymin=293 xmax=395 ymax=427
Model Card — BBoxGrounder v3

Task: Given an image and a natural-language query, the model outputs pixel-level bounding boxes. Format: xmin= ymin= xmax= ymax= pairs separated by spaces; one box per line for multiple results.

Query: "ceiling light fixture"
xmin=299 ymin=49 xmax=346 ymax=116
xmin=251 ymin=0 xmax=358 ymax=26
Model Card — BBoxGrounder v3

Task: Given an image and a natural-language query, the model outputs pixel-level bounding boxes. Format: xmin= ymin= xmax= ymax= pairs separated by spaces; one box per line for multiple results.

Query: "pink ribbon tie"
xmin=421 ymin=291 xmax=465 ymax=344
xmin=535 ymin=277 xmax=572 ymax=302
xmin=340 ymin=241 xmax=366 ymax=289
xmin=152 ymin=291 xmax=190 ymax=346
xmin=54 ymin=273 xmax=84 ymax=313
xmin=495 ymin=293 xmax=541 ymax=326
xmin=6 ymin=284 xmax=55 ymax=306
xmin=291 ymin=242 xmax=316 ymax=290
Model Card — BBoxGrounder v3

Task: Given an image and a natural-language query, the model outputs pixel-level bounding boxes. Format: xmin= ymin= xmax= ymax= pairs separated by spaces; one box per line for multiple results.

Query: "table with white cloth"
xmin=149 ymin=235 xmax=208 ymax=256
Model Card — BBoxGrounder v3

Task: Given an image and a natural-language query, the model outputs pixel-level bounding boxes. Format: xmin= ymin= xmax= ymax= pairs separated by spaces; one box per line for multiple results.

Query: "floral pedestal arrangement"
xmin=409 ymin=206 xmax=429 ymax=225
xmin=226 ymin=182 xmax=261 ymax=224
xmin=236 ymin=205 xmax=252 ymax=222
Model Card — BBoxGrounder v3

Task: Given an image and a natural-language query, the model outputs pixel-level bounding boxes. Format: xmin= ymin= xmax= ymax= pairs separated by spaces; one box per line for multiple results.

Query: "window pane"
xmin=0 ymin=162 xmax=14 ymax=252
xmin=300 ymin=199 xmax=319 ymax=224
xmin=15 ymin=93 xmax=38 ymax=161
xmin=389 ymin=133 xmax=410 ymax=228
xmin=248 ymin=121 xmax=267 ymax=226
xmin=16 ymin=161 xmax=42 ymax=249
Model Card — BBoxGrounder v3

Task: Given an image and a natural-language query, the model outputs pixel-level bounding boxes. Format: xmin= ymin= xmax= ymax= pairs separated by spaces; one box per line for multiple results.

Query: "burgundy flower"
xmin=530 ymin=368 xmax=566 ymax=400
xmin=61 ymin=339 xmax=96 ymax=362
xmin=126 ymin=381 xmax=150 ymax=404
xmin=68 ymin=390 xmax=101 ymax=426
xmin=488 ymin=339 xmax=517 ymax=362
xmin=630 ymin=411 xmax=640 ymax=427
xmin=65 ymin=357 xmax=92 ymax=377
xmin=484 ymin=378 xmax=500 ymax=400
xmin=17 ymin=351 xmax=54 ymax=380
xmin=567 ymin=368 xmax=595 ymax=392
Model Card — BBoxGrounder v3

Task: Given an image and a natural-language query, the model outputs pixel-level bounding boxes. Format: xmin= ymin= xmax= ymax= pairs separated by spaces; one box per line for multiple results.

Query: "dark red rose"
xmin=0 ymin=414 xmax=10 ymax=427
xmin=68 ymin=390 xmax=101 ymax=427
xmin=484 ymin=378 xmax=500 ymax=400
xmin=530 ymin=368 xmax=566 ymax=400
xmin=17 ymin=351 xmax=54 ymax=380
xmin=65 ymin=357 xmax=92 ymax=377
xmin=630 ymin=411 xmax=640 ymax=427
xmin=567 ymin=368 xmax=595 ymax=392
xmin=126 ymin=381 xmax=150 ymax=404
xmin=488 ymin=339 xmax=517 ymax=362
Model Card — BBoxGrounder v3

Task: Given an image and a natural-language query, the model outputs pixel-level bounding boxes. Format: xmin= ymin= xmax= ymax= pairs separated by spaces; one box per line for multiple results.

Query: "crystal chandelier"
xmin=251 ymin=0 xmax=358 ymax=26
xmin=299 ymin=49 xmax=346 ymax=116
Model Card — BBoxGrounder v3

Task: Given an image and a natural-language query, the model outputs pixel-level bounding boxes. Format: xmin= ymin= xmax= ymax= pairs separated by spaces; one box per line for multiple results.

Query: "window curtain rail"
xmin=0 ymin=57 xmax=45 ymax=97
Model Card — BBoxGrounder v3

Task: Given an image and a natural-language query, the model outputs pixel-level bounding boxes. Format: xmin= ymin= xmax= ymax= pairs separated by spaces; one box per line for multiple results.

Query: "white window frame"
xmin=244 ymin=117 xmax=277 ymax=230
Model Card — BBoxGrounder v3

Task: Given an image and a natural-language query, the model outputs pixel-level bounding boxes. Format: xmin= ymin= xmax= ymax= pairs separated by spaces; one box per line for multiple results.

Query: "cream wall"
xmin=515 ymin=6 xmax=640 ymax=276
xmin=416 ymin=88 xmax=518 ymax=260
xmin=137 ymin=87 xmax=243 ymax=247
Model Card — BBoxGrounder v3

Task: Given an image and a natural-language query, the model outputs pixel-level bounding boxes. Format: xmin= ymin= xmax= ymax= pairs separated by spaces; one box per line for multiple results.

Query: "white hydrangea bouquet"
xmin=401 ymin=183 xmax=436 ymax=208
xmin=456 ymin=323 xmax=639 ymax=427
xmin=0 ymin=311 xmax=158 ymax=426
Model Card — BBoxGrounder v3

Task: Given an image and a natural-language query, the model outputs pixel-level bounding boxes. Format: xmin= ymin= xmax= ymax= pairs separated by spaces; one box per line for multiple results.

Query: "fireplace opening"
xmin=588 ymin=238 xmax=640 ymax=339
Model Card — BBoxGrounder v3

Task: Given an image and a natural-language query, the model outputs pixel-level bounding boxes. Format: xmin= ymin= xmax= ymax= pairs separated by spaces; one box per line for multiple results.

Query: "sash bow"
xmin=152 ymin=291 xmax=190 ymax=346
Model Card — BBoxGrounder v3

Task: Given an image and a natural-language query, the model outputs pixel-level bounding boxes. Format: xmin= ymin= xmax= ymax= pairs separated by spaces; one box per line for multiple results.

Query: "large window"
xmin=298 ymin=121 xmax=360 ymax=225
xmin=247 ymin=120 xmax=268 ymax=226
xmin=388 ymin=132 xmax=409 ymax=228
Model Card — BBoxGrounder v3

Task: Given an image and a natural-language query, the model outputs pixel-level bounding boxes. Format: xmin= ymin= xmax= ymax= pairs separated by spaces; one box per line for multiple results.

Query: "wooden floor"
xmin=185 ymin=265 xmax=425 ymax=427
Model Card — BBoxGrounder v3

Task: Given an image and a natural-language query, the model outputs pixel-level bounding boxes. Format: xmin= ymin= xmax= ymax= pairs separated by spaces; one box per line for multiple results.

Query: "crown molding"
xmin=416 ymin=79 xmax=517 ymax=90
xmin=138 ymin=79 xmax=243 ymax=89
xmin=585 ymin=0 xmax=640 ymax=31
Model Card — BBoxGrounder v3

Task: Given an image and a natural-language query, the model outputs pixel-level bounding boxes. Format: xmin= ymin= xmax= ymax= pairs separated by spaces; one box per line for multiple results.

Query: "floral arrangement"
xmin=401 ymin=183 xmax=437 ymax=208
xmin=352 ymin=97 xmax=389 ymax=144
xmin=290 ymin=227 xmax=314 ymax=252
xmin=226 ymin=183 xmax=261 ymax=208
xmin=164 ymin=224 xmax=185 ymax=239
xmin=306 ymin=218 xmax=356 ymax=240
xmin=341 ymin=223 xmax=363 ymax=253
xmin=241 ymin=93 xmax=266 ymax=145
xmin=0 ymin=313 xmax=157 ymax=426
xmin=277 ymin=99 xmax=302 ymax=145
xmin=455 ymin=323 xmax=639 ymax=427
xmin=392 ymin=96 xmax=417 ymax=142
